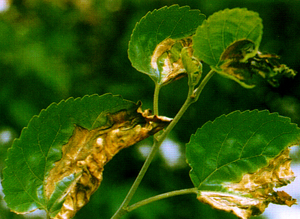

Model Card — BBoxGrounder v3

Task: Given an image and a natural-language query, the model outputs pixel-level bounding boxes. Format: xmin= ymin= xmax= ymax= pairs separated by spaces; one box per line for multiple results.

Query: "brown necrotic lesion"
xmin=151 ymin=37 xmax=196 ymax=85
xmin=45 ymin=107 xmax=171 ymax=219
xmin=219 ymin=39 xmax=297 ymax=88
xmin=198 ymin=147 xmax=297 ymax=219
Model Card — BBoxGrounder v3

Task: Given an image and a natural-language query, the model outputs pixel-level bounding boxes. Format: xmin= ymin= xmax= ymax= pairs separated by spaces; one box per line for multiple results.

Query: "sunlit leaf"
xmin=186 ymin=110 xmax=300 ymax=219
xmin=2 ymin=94 xmax=171 ymax=218
xmin=128 ymin=4 xmax=205 ymax=85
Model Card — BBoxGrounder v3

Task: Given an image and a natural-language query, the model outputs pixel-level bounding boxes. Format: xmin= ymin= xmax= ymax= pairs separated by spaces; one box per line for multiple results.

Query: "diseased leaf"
xmin=150 ymin=37 xmax=194 ymax=85
xmin=219 ymin=41 xmax=297 ymax=88
xmin=47 ymin=174 xmax=79 ymax=218
xmin=197 ymin=148 xmax=297 ymax=219
xmin=193 ymin=8 xmax=262 ymax=68
xmin=128 ymin=5 xmax=205 ymax=85
xmin=2 ymin=94 xmax=171 ymax=218
xmin=186 ymin=110 xmax=300 ymax=219
xmin=193 ymin=8 xmax=297 ymax=88
xmin=197 ymin=191 xmax=268 ymax=219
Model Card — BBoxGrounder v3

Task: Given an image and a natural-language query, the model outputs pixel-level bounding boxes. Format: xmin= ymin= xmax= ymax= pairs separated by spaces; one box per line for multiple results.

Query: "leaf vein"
xmin=12 ymin=145 xmax=45 ymax=208
xmin=234 ymin=13 xmax=247 ymax=41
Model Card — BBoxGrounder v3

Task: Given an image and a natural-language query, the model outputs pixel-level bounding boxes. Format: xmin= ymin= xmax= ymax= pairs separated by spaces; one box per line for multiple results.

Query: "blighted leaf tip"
xmin=187 ymin=110 xmax=300 ymax=218
xmin=45 ymin=103 xmax=171 ymax=219
xmin=150 ymin=37 xmax=198 ymax=85
xmin=225 ymin=147 xmax=296 ymax=195
xmin=218 ymin=46 xmax=297 ymax=88
xmin=2 ymin=94 xmax=171 ymax=219
xmin=196 ymin=147 xmax=297 ymax=219
xmin=197 ymin=191 xmax=269 ymax=219
xmin=128 ymin=5 xmax=205 ymax=84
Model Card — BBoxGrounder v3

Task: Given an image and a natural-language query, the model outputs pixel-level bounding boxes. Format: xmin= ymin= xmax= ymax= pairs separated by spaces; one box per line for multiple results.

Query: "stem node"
xmin=111 ymin=69 xmax=215 ymax=219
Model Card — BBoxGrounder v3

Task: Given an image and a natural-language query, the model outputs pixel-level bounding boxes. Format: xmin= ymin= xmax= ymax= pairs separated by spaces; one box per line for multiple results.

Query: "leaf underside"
xmin=2 ymin=94 xmax=171 ymax=218
xmin=186 ymin=110 xmax=300 ymax=218
xmin=128 ymin=4 xmax=205 ymax=84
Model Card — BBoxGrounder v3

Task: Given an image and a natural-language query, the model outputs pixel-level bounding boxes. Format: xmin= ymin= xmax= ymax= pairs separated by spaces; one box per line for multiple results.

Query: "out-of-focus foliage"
xmin=0 ymin=0 xmax=299 ymax=219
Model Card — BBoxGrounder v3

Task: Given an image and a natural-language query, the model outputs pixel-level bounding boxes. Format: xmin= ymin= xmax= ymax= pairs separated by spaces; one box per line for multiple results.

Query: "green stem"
xmin=111 ymin=97 xmax=192 ymax=219
xmin=127 ymin=188 xmax=198 ymax=212
xmin=193 ymin=69 xmax=215 ymax=101
xmin=111 ymin=70 xmax=215 ymax=219
xmin=153 ymin=83 xmax=161 ymax=116
xmin=111 ymin=140 xmax=161 ymax=219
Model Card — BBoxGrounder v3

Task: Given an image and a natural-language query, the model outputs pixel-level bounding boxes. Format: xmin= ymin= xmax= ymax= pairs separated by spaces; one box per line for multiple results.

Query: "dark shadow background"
xmin=0 ymin=0 xmax=299 ymax=218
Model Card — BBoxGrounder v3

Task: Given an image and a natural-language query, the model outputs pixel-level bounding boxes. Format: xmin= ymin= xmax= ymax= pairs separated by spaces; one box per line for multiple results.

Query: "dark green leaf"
xmin=186 ymin=110 xmax=300 ymax=190
xmin=2 ymin=94 xmax=170 ymax=218
xmin=128 ymin=5 xmax=205 ymax=84
xmin=2 ymin=94 xmax=137 ymax=213
xmin=186 ymin=110 xmax=300 ymax=218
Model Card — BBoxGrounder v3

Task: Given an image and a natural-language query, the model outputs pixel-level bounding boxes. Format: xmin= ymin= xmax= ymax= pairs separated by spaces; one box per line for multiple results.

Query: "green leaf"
xmin=2 ymin=94 xmax=171 ymax=218
xmin=128 ymin=5 xmax=205 ymax=84
xmin=186 ymin=110 xmax=299 ymax=190
xmin=2 ymin=94 xmax=134 ymax=213
xmin=186 ymin=110 xmax=300 ymax=218
xmin=193 ymin=8 xmax=297 ymax=89
xmin=193 ymin=8 xmax=263 ymax=68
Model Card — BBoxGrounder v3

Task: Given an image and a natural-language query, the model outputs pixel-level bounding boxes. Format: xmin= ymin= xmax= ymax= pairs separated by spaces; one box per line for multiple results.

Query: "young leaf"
xmin=2 ymin=94 xmax=171 ymax=218
xmin=186 ymin=110 xmax=300 ymax=219
xmin=128 ymin=5 xmax=205 ymax=85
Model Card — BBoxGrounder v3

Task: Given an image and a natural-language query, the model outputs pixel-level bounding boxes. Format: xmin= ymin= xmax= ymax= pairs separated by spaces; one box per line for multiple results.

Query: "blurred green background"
xmin=0 ymin=0 xmax=300 ymax=218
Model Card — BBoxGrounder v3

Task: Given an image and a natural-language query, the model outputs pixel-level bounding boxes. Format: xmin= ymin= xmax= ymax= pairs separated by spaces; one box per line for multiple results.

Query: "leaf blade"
xmin=186 ymin=110 xmax=300 ymax=190
xmin=193 ymin=8 xmax=263 ymax=68
xmin=186 ymin=110 xmax=300 ymax=218
xmin=2 ymin=94 xmax=171 ymax=218
xmin=128 ymin=5 xmax=205 ymax=83
xmin=2 ymin=94 xmax=133 ymax=213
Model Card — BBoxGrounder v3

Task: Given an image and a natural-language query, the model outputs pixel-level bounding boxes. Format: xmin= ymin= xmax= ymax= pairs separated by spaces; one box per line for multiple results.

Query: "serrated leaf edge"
xmin=2 ymin=93 xmax=130 ymax=214
xmin=187 ymin=109 xmax=300 ymax=189
xmin=128 ymin=4 xmax=205 ymax=79
xmin=193 ymin=8 xmax=263 ymax=67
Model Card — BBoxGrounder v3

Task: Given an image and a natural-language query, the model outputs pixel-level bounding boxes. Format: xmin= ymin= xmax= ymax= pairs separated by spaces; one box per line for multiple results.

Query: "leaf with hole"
xmin=186 ymin=110 xmax=300 ymax=219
